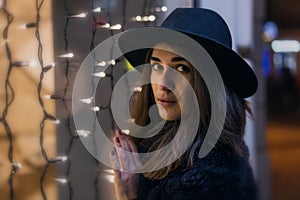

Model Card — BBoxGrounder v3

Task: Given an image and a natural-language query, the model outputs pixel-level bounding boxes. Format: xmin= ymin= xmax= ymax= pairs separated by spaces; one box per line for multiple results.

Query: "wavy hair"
xmin=129 ymin=48 xmax=251 ymax=179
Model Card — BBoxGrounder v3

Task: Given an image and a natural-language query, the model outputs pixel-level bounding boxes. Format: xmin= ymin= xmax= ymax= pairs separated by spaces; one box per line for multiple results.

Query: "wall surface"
xmin=52 ymin=0 xmax=165 ymax=199
xmin=0 ymin=0 xmax=56 ymax=199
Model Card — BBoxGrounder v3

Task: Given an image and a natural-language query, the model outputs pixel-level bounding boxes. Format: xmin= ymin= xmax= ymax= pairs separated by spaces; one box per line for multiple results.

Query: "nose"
xmin=155 ymin=67 xmax=175 ymax=91
xmin=158 ymin=84 xmax=171 ymax=91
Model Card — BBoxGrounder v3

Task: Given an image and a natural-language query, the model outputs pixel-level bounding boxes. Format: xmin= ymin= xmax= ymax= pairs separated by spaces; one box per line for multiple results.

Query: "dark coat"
xmin=137 ymin=143 xmax=258 ymax=200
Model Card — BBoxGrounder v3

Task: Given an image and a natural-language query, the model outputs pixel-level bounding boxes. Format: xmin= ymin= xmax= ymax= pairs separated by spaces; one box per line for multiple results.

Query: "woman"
xmin=110 ymin=8 xmax=258 ymax=200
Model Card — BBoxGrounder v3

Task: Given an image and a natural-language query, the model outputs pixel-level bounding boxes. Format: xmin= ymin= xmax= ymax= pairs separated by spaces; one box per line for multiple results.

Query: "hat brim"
xmin=118 ymin=27 xmax=258 ymax=98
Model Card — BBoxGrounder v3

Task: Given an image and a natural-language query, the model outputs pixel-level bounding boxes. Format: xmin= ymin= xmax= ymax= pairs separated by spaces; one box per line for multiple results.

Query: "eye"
xmin=176 ymin=65 xmax=190 ymax=73
xmin=151 ymin=63 xmax=163 ymax=71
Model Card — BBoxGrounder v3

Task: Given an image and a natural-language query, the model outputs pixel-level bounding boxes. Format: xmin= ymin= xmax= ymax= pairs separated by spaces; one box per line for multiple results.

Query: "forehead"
xmin=152 ymin=43 xmax=189 ymax=60
xmin=151 ymin=48 xmax=180 ymax=59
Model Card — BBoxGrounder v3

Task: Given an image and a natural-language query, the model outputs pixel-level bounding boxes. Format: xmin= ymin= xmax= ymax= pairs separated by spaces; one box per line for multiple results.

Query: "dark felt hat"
xmin=119 ymin=8 xmax=258 ymax=98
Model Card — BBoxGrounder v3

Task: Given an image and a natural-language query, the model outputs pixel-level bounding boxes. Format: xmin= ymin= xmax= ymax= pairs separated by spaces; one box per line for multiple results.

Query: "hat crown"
xmin=119 ymin=8 xmax=258 ymax=98
xmin=161 ymin=8 xmax=232 ymax=49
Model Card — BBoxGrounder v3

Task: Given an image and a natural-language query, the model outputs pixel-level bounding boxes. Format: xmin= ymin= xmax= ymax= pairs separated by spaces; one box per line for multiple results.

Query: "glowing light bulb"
xmin=99 ymin=23 xmax=110 ymax=28
xmin=133 ymin=86 xmax=142 ymax=92
xmin=92 ymin=106 xmax=100 ymax=112
xmin=132 ymin=15 xmax=156 ymax=22
xmin=109 ymin=59 xmax=116 ymax=65
xmin=51 ymin=156 xmax=68 ymax=163
xmin=135 ymin=15 xmax=142 ymax=21
xmin=109 ymin=24 xmax=122 ymax=30
xmin=50 ymin=119 xmax=60 ymax=124
xmin=79 ymin=97 xmax=93 ymax=104
xmin=148 ymin=15 xmax=156 ymax=22
xmin=95 ymin=61 xmax=106 ymax=67
xmin=43 ymin=62 xmax=55 ymax=72
xmin=69 ymin=12 xmax=87 ymax=18
xmin=155 ymin=7 xmax=161 ymax=12
xmin=127 ymin=118 xmax=136 ymax=124
xmin=43 ymin=95 xmax=51 ymax=99
xmin=142 ymin=16 xmax=148 ymax=21
xmin=93 ymin=72 xmax=106 ymax=77
xmin=29 ymin=60 xmax=37 ymax=67
xmin=93 ymin=7 xmax=102 ymax=12
xmin=58 ymin=53 xmax=74 ymax=58
xmin=76 ymin=130 xmax=91 ymax=137
xmin=121 ymin=129 xmax=130 ymax=135
xmin=161 ymin=6 xmax=168 ymax=12
xmin=54 ymin=178 xmax=68 ymax=184
xmin=46 ymin=114 xmax=60 ymax=124
xmin=46 ymin=62 xmax=55 ymax=68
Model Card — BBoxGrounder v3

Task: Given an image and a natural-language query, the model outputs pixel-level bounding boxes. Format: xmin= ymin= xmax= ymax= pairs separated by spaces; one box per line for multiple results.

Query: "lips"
xmin=157 ymin=98 xmax=177 ymax=107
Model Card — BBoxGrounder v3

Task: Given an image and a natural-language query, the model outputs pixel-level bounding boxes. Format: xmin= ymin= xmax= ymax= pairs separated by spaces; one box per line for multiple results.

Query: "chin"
xmin=159 ymin=112 xmax=180 ymax=121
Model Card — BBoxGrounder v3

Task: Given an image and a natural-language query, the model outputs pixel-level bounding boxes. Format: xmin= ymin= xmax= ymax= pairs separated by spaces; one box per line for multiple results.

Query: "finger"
xmin=119 ymin=134 xmax=132 ymax=151
xmin=109 ymin=148 xmax=121 ymax=171
xmin=117 ymin=130 xmax=137 ymax=153
xmin=114 ymin=137 xmax=129 ymax=171
xmin=117 ymin=130 xmax=140 ymax=166
xmin=110 ymin=148 xmax=125 ymax=186
xmin=115 ymin=130 xmax=141 ymax=169
xmin=119 ymin=133 xmax=140 ymax=165
xmin=120 ymin=135 xmax=141 ymax=167
xmin=115 ymin=136 xmax=140 ymax=172
xmin=125 ymin=135 xmax=138 ymax=153
xmin=115 ymin=130 xmax=130 ymax=151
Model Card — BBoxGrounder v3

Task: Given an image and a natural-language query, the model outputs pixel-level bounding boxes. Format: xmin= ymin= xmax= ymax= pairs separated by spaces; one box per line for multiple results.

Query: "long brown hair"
xmin=129 ymin=48 xmax=250 ymax=179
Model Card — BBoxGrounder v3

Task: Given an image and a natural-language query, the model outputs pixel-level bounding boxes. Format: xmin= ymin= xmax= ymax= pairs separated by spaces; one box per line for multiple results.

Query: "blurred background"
xmin=0 ymin=0 xmax=299 ymax=199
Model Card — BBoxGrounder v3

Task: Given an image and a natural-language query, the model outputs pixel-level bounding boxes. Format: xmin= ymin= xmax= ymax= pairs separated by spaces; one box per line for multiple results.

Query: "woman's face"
xmin=150 ymin=47 xmax=194 ymax=121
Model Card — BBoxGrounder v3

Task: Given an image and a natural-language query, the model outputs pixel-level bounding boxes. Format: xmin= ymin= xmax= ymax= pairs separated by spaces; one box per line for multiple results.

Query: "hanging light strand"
xmin=89 ymin=0 xmax=102 ymax=199
xmin=62 ymin=0 xmax=75 ymax=199
xmin=104 ymin=0 xmax=116 ymax=131
xmin=0 ymin=1 xmax=15 ymax=199
xmin=34 ymin=0 xmax=58 ymax=199
xmin=121 ymin=0 xmax=127 ymax=32
xmin=122 ymin=0 xmax=135 ymax=102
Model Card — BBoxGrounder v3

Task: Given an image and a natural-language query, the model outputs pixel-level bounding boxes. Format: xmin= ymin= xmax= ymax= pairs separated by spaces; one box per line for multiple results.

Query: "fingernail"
xmin=115 ymin=137 xmax=121 ymax=147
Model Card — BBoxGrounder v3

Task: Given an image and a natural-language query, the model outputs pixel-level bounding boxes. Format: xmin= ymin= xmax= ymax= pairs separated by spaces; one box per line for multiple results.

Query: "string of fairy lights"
xmin=35 ymin=0 xmax=59 ymax=198
xmin=89 ymin=1 xmax=101 ymax=198
xmin=0 ymin=1 xmax=16 ymax=199
xmin=0 ymin=0 xmax=168 ymax=199
xmin=89 ymin=0 xmax=126 ymax=197
xmin=60 ymin=0 xmax=76 ymax=198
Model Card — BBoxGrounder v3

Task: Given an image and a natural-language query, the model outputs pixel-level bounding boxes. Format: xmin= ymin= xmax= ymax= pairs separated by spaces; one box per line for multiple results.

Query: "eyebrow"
xmin=150 ymin=56 xmax=188 ymax=63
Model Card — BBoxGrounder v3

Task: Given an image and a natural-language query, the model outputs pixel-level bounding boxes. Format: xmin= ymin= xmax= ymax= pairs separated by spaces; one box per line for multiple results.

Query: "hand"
xmin=110 ymin=130 xmax=140 ymax=200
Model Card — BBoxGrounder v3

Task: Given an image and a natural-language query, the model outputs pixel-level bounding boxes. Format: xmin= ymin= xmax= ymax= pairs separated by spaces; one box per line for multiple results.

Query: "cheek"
xmin=176 ymin=76 xmax=194 ymax=95
xmin=184 ymin=73 xmax=194 ymax=86
xmin=150 ymin=70 xmax=157 ymax=83
xmin=151 ymin=83 xmax=158 ymax=95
